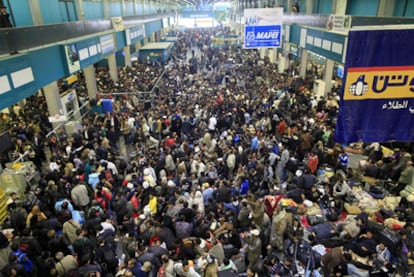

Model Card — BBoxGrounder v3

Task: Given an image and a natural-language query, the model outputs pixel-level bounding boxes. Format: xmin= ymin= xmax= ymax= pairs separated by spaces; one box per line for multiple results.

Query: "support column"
xmin=305 ymin=0 xmax=313 ymax=14
xmin=124 ymin=46 xmax=131 ymax=67
xmin=135 ymin=40 xmax=142 ymax=51
xmin=75 ymin=0 xmax=85 ymax=20
xmin=299 ymin=48 xmax=308 ymax=78
xmin=28 ymin=0 xmax=43 ymax=25
xmin=324 ymin=59 xmax=334 ymax=96
xmin=103 ymin=0 xmax=110 ymax=18
xmin=142 ymin=0 xmax=146 ymax=15
xmin=332 ymin=0 xmax=347 ymax=15
xmin=147 ymin=0 xmax=152 ymax=14
xmin=83 ymin=65 xmax=98 ymax=100
xmin=278 ymin=42 xmax=290 ymax=73
xmin=44 ymin=82 xmax=62 ymax=116
xmin=121 ymin=0 xmax=126 ymax=16
xmin=133 ymin=0 xmax=138 ymax=16
xmin=259 ymin=48 xmax=266 ymax=59
xmin=377 ymin=0 xmax=395 ymax=17
xmin=286 ymin=0 xmax=293 ymax=12
xmin=107 ymin=54 xmax=119 ymax=82
xmin=268 ymin=48 xmax=277 ymax=63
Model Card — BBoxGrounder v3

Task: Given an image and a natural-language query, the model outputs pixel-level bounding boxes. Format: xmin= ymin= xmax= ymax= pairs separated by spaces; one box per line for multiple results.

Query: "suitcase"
xmin=366 ymin=220 xmax=385 ymax=233
xmin=218 ymin=269 xmax=238 ymax=277
xmin=309 ymin=222 xmax=335 ymax=240
xmin=296 ymin=243 xmax=321 ymax=269
xmin=231 ymin=254 xmax=246 ymax=273
xmin=377 ymin=229 xmax=401 ymax=252
xmin=307 ymin=215 xmax=327 ymax=226
xmin=223 ymin=244 xmax=239 ymax=258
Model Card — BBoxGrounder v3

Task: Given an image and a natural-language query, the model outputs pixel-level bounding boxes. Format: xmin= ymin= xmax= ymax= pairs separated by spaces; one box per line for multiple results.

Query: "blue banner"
xmin=335 ymin=29 xmax=414 ymax=144
xmin=244 ymin=25 xmax=281 ymax=48
xmin=244 ymin=8 xmax=283 ymax=49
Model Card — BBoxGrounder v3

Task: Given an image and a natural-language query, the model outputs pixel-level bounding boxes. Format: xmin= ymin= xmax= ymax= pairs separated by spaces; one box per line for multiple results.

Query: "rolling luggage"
xmin=231 ymin=254 xmax=246 ymax=273
xmin=366 ymin=220 xmax=385 ymax=233
xmin=223 ymin=244 xmax=239 ymax=258
xmin=218 ymin=269 xmax=238 ymax=277
xmin=296 ymin=243 xmax=322 ymax=269
xmin=377 ymin=229 xmax=400 ymax=252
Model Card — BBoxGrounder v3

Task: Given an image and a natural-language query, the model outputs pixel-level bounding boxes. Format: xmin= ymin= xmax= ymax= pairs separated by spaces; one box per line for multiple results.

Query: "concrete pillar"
xmin=377 ymin=0 xmax=395 ymax=17
xmin=278 ymin=42 xmax=290 ymax=73
xmin=332 ymin=0 xmax=347 ymax=15
xmin=142 ymin=0 xmax=146 ymax=14
xmin=268 ymin=48 xmax=277 ymax=63
xmin=28 ymin=0 xmax=43 ymax=25
xmin=324 ymin=59 xmax=334 ymax=96
xmin=286 ymin=0 xmax=293 ymax=12
xmin=103 ymin=0 xmax=110 ymax=18
xmin=83 ymin=65 xmax=98 ymax=100
xmin=305 ymin=0 xmax=313 ymax=14
xmin=107 ymin=54 xmax=119 ymax=82
xmin=124 ymin=46 xmax=131 ymax=67
xmin=75 ymin=0 xmax=85 ymax=20
xmin=44 ymin=82 xmax=62 ymax=116
xmin=147 ymin=0 xmax=152 ymax=14
xmin=121 ymin=0 xmax=126 ymax=16
xmin=135 ymin=40 xmax=142 ymax=51
xmin=299 ymin=48 xmax=308 ymax=78
xmin=133 ymin=0 xmax=138 ymax=15
xmin=259 ymin=48 xmax=266 ymax=59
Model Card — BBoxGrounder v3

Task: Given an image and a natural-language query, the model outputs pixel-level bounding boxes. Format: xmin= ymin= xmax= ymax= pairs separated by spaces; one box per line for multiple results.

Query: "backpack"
xmin=87 ymin=206 xmax=103 ymax=219
xmin=16 ymin=251 xmax=33 ymax=272
xmin=102 ymin=248 xmax=118 ymax=270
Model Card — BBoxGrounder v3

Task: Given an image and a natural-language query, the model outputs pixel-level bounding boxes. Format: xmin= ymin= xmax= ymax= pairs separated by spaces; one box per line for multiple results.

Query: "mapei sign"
xmin=244 ymin=26 xmax=281 ymax=48
xmin=345 ymin=66 xmax=414 ymax=100
xmin=244 ymin=8 xmax=283 ymax=49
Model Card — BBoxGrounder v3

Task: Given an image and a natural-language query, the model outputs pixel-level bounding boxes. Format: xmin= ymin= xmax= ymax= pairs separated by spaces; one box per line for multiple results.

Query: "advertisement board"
xmin=244 ymin=8 xmax=283 ymax=49
xmin=335 ymin=28 xmax=414 ymax=144
xmin=100 ymin=34 xmax=115 ymax=55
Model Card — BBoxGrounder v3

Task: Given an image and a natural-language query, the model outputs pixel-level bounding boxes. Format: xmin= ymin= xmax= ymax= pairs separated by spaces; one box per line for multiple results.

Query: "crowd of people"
xmin=0 ymin=27 xmax=413 ymax=277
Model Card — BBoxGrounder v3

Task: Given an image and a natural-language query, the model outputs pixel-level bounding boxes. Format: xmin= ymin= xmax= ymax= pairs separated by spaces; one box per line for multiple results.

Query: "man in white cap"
xmin=244 ymin=229 xmax=262 ymax=267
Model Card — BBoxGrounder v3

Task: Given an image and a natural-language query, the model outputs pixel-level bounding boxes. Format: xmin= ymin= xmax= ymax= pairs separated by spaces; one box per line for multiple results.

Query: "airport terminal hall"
xmin=2 ymin=0 xmax=414 ymax=276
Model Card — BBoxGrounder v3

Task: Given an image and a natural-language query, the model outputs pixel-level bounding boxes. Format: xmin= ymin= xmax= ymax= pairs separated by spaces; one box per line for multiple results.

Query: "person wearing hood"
xmin=192 ymin=190 xmax=205 ymax=214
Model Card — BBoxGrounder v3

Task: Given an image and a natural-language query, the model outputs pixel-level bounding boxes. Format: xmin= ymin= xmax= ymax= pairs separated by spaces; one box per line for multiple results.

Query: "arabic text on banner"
xmin=334 ymin=29 xmax=414 ymax=144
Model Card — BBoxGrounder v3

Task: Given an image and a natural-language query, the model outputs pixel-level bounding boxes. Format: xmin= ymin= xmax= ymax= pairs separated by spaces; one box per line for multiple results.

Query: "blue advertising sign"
xmin=244 ymin=8 xmax=283 ymax=49
xmin=334 ymin=28 xmax=414 ymax=144
xmin=244 ymin=25 xmax=281 ymax=48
